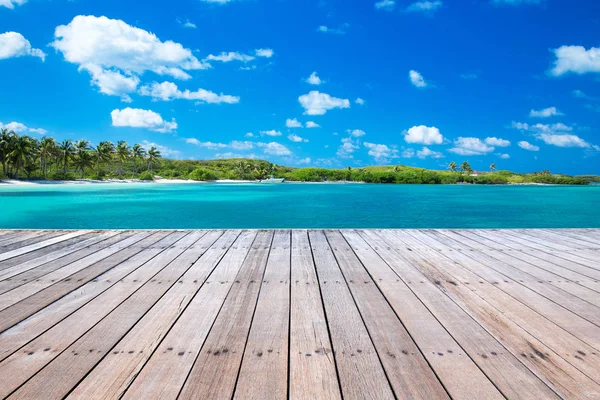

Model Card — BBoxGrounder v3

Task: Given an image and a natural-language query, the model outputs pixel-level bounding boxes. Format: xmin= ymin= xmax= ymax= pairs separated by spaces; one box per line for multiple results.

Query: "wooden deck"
xmin=0 ymin=229 xmax=599 ymax=399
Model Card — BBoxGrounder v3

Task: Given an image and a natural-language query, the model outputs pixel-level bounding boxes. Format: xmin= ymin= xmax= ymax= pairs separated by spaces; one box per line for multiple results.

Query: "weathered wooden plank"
xmin=0 ymin=231 xmax=61 ymax=252
xmin=484 ymin=230 xmax=599 ymax=269
xmin=437 ymin=230 xmax=600 ymax=306
xmin=445 ymin=230 xmax=600 ymax=293
xmin=0 ymin=232 xmax=143 ymax=311
xmin=360 ymin=230 xmax=559 ymax=399
xmin=538 ymin=229 xmax=600 ymax=249
xmin=309 ymin=230 xmax=394 ymax=400
xmin=428 ymin=231 xmax=600 ymax=321
xmin=0 ymin=232 xmax=178 ymax=364
xmin=6 ymin=231 xmax=214 ymax=400
xmin=326 ymin=230 xmax=449 ymax=398
xmin=0 ymin=231 xmax=156 ymax=333
xmin=0 ymin=232 xmax=100 ymax=274
xmin=234 ymin=230 xmax=291 ymax=399
xmin=0 ymin=231 xmax=89 ymax=263
xmin=288 ymin=230 xmax=341 ymax=400
xmin=517 ymin=229 xmax=600 ymax=253
xmin=0 ymin=232 xmax=114 ymax=281
xmin=176 ymin=231 xmax=273 ymax=400
xmin=550 ymin=229 xmax=600 ymax=244
xmin=456 ymin=230 xmax=600 ymax=281
xmin=0 ymin=232 xmax=121 ymax=291
xmin=342 ymin=230 xmax=503 ymax=400
xmin=68 ymin=230 xmax=247 ymax=400
xmin=400 ymin=231 xmax=600 ymax=390
xmin=0 ymin=232 xmax=186 ymax=398
xmin=122 ymin=231 xmax=268 ymax=400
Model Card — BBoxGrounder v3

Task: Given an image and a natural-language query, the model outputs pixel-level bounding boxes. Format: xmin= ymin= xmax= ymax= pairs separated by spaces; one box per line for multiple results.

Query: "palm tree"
xmin=73 ymin=150 xmax=94 ymax=178
xmin=58 ymin=139 xmax=75 ymax=174
xmin=131 ymin=144 xmax=146 ymax=177
xmin=490 ymin=163 xmax=496 ymax=172
xmin=146 ymin=146 xmax=161 ymax=173
xmin=460 ymin=161 xmax=472 ymax=175
xmin=9 ymin=135 xmax=34 ymax=179
xmin=73 ymin=140 xmax=91 ymax=178
xmin=0 ymin=129 xmax=16 ymax=177
xmin=235 ymin=161 xmax=250 ymax=179
xmin=448 ymin=161 xmax=457 ymax=172
xmin=115 ymin=141 xmax=130 ymax=179
xmin=38 ymin=137 xmax=56 ymax=179
xmin=94 ymin=141 xmax=115 ymax=177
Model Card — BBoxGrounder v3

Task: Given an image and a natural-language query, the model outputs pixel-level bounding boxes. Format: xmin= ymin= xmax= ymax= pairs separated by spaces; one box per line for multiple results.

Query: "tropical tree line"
xmin=0 ymin=129 xmax=162 ymax=180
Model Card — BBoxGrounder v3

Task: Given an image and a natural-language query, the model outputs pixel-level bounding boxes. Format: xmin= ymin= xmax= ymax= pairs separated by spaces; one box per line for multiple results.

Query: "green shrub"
xmin=188 ymin=168 xmax=218 ymax=181
xmin=138 ymin=172 xmax=154 ymax=181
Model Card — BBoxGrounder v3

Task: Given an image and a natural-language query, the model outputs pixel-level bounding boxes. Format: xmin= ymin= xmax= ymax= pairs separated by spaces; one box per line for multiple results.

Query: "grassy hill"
xmin=154 ymin=158 xmax=593 ymax=185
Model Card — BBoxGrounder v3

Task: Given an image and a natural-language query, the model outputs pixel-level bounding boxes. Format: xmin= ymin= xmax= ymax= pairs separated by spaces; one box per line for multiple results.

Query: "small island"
xmin=1 ymin=130 xmax=597 ymax=185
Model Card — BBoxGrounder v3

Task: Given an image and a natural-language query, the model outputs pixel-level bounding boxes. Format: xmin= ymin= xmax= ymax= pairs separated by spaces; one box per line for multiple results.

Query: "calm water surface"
xmin=0 ymin=183 xmax=598 ymax=229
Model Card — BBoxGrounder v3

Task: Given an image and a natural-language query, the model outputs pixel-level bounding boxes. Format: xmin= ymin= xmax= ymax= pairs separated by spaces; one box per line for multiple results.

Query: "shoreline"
xmin=0 ymin=179 xmax=579 ymax=187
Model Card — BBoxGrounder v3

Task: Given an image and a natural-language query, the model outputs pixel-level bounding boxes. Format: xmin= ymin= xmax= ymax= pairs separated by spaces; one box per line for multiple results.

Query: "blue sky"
xmin=0 ymin=0 xmax=599 ymax=174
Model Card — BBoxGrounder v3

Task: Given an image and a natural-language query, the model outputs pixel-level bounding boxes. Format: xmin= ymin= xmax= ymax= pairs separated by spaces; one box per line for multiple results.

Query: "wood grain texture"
xmin=289 ymin=230 xmax=341 ymax=400
xmin=0 ymin=229 xmax=597 ymax=399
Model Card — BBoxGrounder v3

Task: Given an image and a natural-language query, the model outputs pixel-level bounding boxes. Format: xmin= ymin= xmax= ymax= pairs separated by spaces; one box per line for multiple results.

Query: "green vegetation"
xmin=0 ymin=129 xmax=592 ymax=185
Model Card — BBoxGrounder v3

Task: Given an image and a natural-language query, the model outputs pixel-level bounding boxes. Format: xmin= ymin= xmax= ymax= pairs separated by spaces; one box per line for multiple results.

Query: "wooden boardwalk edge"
xmin=0 ymin=229 xmax=598 ymax=399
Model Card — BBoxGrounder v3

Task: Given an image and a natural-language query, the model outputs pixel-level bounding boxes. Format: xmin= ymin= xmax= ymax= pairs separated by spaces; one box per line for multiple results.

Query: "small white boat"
xmin=259 ymin=175 xmax=285 ymax=184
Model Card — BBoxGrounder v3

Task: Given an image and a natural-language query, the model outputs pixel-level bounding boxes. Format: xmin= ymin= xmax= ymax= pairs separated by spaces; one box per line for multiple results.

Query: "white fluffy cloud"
xmin=215 ymin=152 xmax=258 ymax=159
xmin=230 ymin=141 xmax=254 ymax=150
xmin=316 ymin=24 xmax=349 ymax=35
xmin=0 ymin=121 xmax=47 ymax=135
xmin=257 ymin=142 xmax=292 ymax=156
xmin=84 ymin=64 xmax=140 ymax=100
xmin=260 ymin=129 xmax=282 ymax=137
xmin=511 ymin=121 xmax=573 ymax=134
xmin=306 ymin=121 xmax=320 ymax=128
xmin=549 ymin=45 xmax=600 ymax=77
xmin=406 ymin=1 xmax=443 ymax=13
xmin=0 ymin=0 xmax=26 ymax=9
xmin=375 ymin=0 xmax=396 ymax=10
xmin=537 ymin=134 xmax=592 ymax=148
xmin=355 ymin=97 xmax=365 ymax=105
xmin=139 ymin=81 xmax=239 ymax=104
xmin=205 ymin=51 xmax=254 ymax=63
xmin=449 ymin=137 xmax=494 ymax=155
xmin=186 ymin=139 xmax=227 ymax=149
xmin=403 ymin=125 xmax=443 ymax=145
xmin=0 ymin=32 xmax=46 ymax=61
xmin=529 ymin=107 xmax=563 ymax=118
xmin=348 ymin=129 xmax=366 ymax=137
xmin=364 ymin=142 xmax=398 ymax=162
xmin=111 ymin=108 xmax=177 ymax=133
xmin=337 ymin=137 xmax=359 ymax=158
xmin=51 ymin=16 xmax=210 ymax=97
xmin=484 ymin=137 xmax=511 ymax=147
xmin=286 ymin=118 xmax=302 ymax=128
xmin=518 ymin=141 xmax=540 ymax=151
xmin=288 ymin=134 xmax=308 ymax=143
xmin=417 ymin=147 xmax=444 ymax=159
xmin=306 ymin=71 xmax=322 ymax=85
xmin=409 ymin=70 xmax=427 ymax=88
xmin=512 ymin=121 xmax=596 ymax=149
xmin=497 ymin=153 xmax=510 ymax=159
xmin=255 ymin=48 xmax=274 ymax=58
xmin=298 ymin=91 xmax=350 ymax=115
xmin=140 ymin=140 xmax=181 ymax=158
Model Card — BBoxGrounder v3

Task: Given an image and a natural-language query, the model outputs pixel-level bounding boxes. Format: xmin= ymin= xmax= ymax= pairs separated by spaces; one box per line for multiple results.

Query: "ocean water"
xmin=0 ymin=183 xmax=599 ymax=229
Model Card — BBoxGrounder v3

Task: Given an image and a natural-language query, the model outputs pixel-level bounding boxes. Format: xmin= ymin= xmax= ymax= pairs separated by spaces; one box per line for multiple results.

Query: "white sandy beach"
xmin=0 ymin=179 xmax=257 ymax=185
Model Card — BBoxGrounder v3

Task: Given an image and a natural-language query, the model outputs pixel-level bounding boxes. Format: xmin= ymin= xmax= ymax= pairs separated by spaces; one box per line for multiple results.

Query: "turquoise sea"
xmin=0 ymin=183 xmax=599 ymax=229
